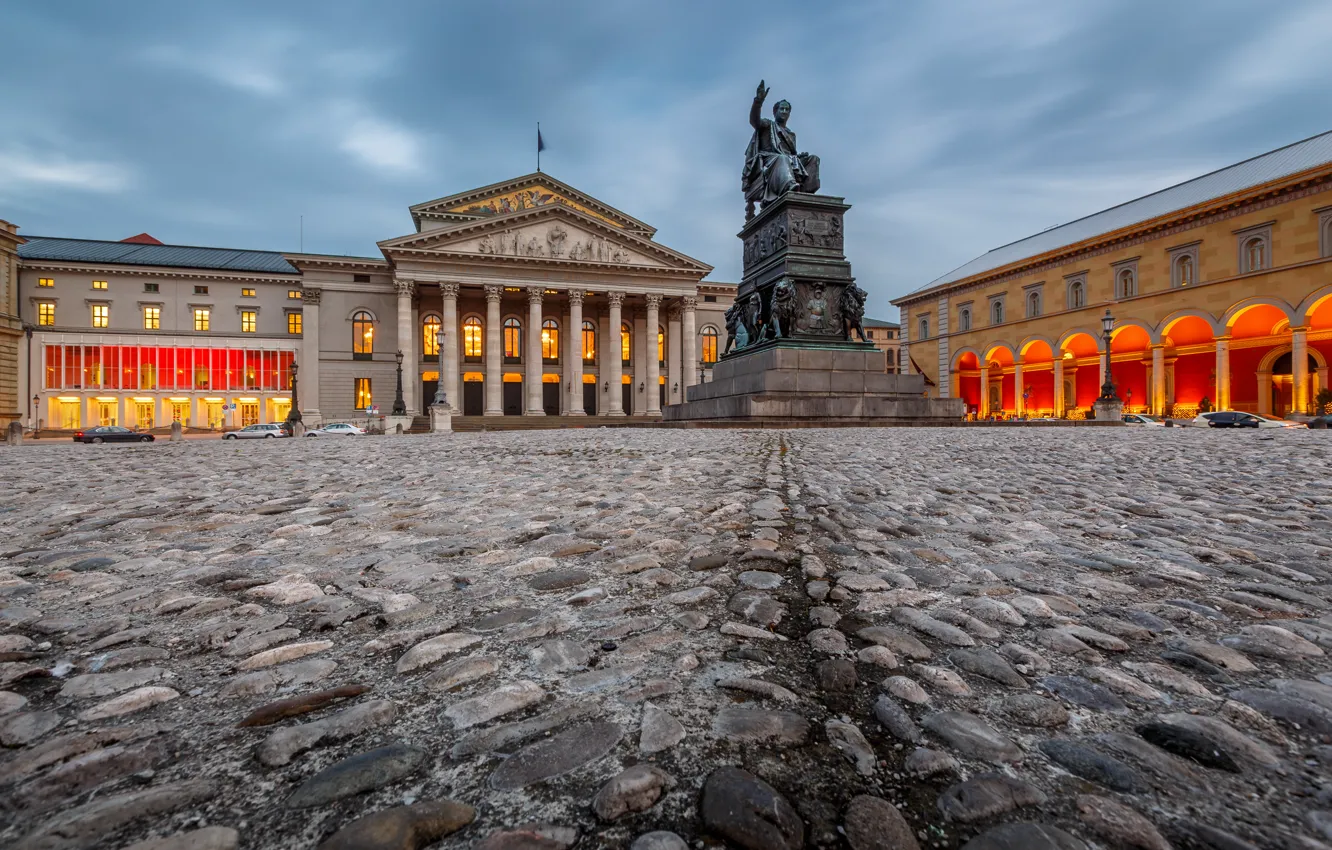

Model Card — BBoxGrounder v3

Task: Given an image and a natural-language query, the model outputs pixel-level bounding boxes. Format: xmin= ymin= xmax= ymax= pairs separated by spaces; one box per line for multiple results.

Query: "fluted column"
xmin=979 ymin=365 xmax=990 ymax=417
xmin=1292 ymin=326 xmax=1309 ymax=414
xmin=395 ymin=279 xmax=415 ymax=414
xmin=667 ymin=304 xmax=682 ymax=407
xmin=441 ymin=283 xmax=460 ymax=412
xmin=645 ymin=293 xmax=662 ymax=416
xmin=1215 ymin=336 xmax=1231 ymax=410
xmin=566 ymin=290 xmax=586 ymax=415
xmin=525 ymin=287 xmax=545 ymax=415
xmin=299 ymin=287 xmax=322 ymax=422
xmin=606 ymin=292 xmax=625 ymax=416
xmin=1151 ymin=344 xmax=1165 ymax=415
xmin=483 ymin=285 xmax=503 ymax=415
xmin=682 ymin=296 xmax=698 ymax=393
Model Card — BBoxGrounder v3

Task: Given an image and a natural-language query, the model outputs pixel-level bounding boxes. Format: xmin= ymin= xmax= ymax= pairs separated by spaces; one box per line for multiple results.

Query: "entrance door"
xmin=421 ymin=380 xmax=438 ymax=414
xmin=659 ymin=382 xmax=666 ymax=410
xmin=502 ymin=381 xmax=523 ymax=415
xmin=463 ymin=381 xmax=483 ymax=415
xmin=170 ymin=402 xmax=190 ymax=425
xmin=988 ymin=384 xmax=1001 ymax=415
xmin=97 ymin=402 xmax=116 ymax=427
xmin=583 ymin=382 xmax=597 ymax=415
xmin=239 ymin=403 xmax=259 ymax=427
xmin=136 ymin=402 xmax=156 ymax=429
xmin=1273 ymin=376 xmax=1292 ymax=417
xmin=59 ymin=401 xmax=79 ymax=429
xmin=205 ymin=402 xmax=223 ymax=430
xmin=622 ymin=384 xmax=632 ymax=415
xmin=542 ymin=382 xmax=560 ymax=416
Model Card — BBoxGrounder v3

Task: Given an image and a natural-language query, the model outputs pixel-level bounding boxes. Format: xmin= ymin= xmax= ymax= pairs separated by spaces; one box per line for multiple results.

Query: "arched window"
xmin=1117 ymin=268 xmax=1136 ymax=298
xmin=657 ymin=326 xmax=666 ymax=366
xmin=958 ymin=307 xmax=972 ymax=331
xmin=1068 ymin=281 xmax=1085 ymax=308
xmin=701 ymin=325 xmax=719 ymax=364
xmin=503 ymin=318 xmax=522 ymax=363
xmin=621 ymin=323 xmax=631 ymax=365
xmin=541 ymin=319 xmax=559 ymax=363
xmin=352 ymin=311 xmax=374 ymax=359
xmin=918 ymin=316 xmax=929 ymax=340
xmin=991 ymin=300 xmax=1004 ymax=325
xmin=1175 ymin=255 xmax=1194 ymax=287
xmin=463 ymin=316 xmax=482 ymax=362
xmin=582 ymin=320 xmax=597 ymax=363
xmin=1244 ymin=237 xmax=1266 ymax=272
xmin=423 ymin=314 xmax=441 ymax=356
xmin=1026 ymin=291 xmax=1041 ymax=318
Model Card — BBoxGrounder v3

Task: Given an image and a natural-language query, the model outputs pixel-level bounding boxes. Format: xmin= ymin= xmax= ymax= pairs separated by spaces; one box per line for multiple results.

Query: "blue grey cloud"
xmin=3 ymin=0 xmax=1330 ymax=315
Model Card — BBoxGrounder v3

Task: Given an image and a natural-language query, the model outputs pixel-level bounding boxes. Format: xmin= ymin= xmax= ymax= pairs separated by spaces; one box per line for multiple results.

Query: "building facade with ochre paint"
xmin=892 ymin=130 xmax=1332 ymax=420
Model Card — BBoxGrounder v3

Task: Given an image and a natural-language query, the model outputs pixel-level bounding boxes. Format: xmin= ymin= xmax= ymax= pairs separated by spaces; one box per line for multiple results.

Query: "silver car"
xmin=304 ymin=423 xmax=367 ymax=437
xmin=222 ymin=423 xmax=291 ymax=440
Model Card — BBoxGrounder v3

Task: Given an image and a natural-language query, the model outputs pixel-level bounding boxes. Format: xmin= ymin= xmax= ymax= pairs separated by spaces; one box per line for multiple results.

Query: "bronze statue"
xmin=722 ymin=302 xmax=741 ymax=355
xmin=771 ymin=279 xmax=797 ymax=338
xmin=742 ymin=80 xmax=821 ymax=220
xmin=840 ymin=283 xmax=868 ymax=342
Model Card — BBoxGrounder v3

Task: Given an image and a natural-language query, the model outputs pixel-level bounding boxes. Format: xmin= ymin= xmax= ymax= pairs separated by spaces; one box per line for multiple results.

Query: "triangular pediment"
xmin=409 ymin=173 xmax=654 ymax=235
xmin=379 ymin=204 xmax=710 ymax=274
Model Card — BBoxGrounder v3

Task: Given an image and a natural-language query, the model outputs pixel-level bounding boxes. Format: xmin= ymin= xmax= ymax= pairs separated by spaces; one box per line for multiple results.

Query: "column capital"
xmin=667 ymin=303 xmax=683 ymax=321
xmin=567 ymin=289 xmax=585 ymax=306
xmin=527 ymin=286 xmax=544 ymax=305
xmin=440 ymin=282 xmax=460 ymax=299
xmin=301 ymin=287 xmax=322 ymax=306
xmin=681 ymin=295 xmax=698 ymax=311
xmin=394 ymin=279 xmax=416 ymax=297
xmin=607 ymin=291 xmax=626 ymax=308
xmin=644 ymin=293 xmax=663 ymax=309
xmin=484 ymin=284 xmax=504 ymax=303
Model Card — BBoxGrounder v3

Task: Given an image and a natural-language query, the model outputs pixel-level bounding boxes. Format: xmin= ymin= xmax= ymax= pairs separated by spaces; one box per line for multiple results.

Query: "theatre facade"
xmin=893 ymin=130 xmax=1332 ymax=420
xmin=13 ymin=174 xmax=734 ymax=429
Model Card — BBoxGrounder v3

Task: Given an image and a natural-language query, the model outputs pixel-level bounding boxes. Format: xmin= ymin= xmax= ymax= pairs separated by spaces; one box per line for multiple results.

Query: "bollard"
xmin=6 ymin=421 xmax=23 ymax=446
xmin=293 ymin=422 xmax=306 ymax=437
xmin=170 ymin=421 xmax=183 ymax=442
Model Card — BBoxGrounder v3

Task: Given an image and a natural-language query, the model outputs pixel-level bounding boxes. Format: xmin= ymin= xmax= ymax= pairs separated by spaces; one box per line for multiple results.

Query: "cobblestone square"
xmin=2 ymin=427 xmax=1331 ymax=850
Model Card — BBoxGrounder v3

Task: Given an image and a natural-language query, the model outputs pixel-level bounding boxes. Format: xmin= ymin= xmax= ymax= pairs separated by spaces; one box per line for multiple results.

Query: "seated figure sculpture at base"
xmin=743 ymin=80 xmax=820 ymax=219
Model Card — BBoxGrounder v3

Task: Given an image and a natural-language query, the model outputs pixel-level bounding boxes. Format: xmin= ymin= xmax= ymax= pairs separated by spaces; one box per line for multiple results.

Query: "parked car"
xmin=304 ymin=423 xmax=367 ymax=437
xmin=73 ymin=426 xmax=154 ymax=444
xmin=1192 ymin=411 xmax=1306 ymax=429
xmin=222 ymin=423 xmax=292 ymax=440
xmin=1122 ymin=414 xmax=1166 ymax=426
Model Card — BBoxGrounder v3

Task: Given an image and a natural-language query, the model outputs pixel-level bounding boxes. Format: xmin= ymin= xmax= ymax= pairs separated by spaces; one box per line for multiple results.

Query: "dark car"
xmin=73 ymin=426 xmax=154 ymax=444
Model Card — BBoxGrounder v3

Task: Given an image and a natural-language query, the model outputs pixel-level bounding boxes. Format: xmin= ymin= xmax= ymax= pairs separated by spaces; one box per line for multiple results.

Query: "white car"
xmin=1191 ymin=411 xmax=1306 ymax=429
xmin=222 ymin=423 xmax=292 ymax=439
xmin=1122 ymin=414 xmax=1166 ymax=426
xmin=304 ymin=423 xmax=367 ymax=437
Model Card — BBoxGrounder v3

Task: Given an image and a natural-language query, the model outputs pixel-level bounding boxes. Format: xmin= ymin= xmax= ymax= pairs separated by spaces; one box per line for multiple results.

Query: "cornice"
xmin=18 ymin=261 xmax=301 ymax=285
xmin=284 ymin=254 xmax=390 ymax=273
xmin=408 ymin=172 xmax=656 ymax=235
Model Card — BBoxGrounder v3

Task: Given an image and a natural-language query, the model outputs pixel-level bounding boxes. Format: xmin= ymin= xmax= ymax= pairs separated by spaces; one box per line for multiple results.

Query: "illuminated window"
xmin=38 ymin=302 xmax=55 ymax=326
xmin=194 ymin=308 xmax=210 ymax=331
xmin=621 ymin=323 xmax=631 ymax=365
xmin=541 ymin=319 xmax=559 ymax=363
xmin=353 ymin=311 xmax=374 ymax=358
xmin=463 ymin=316 xmax=483 ymax=361
xmin=701 ymin=325 xmax=718 ymax=364
xmin=241 ymin=311 xmax=257 ymax=333
xmin=92 ymin=305 xmax=109 ymax=328
xmin=657 ymin=326 xmax=666 ymax=367
xmin=288 ymin=290 xmax=302 ymax=299
xmin=582 ymin=320 xmax=597 ymax=362
xmin=287 ymin=312 xmax=302 ymax=334
xmin=354 ymin=378 xmax=372 ymax=410
xmin=38 ymin=277 xmax=54 ymax=287
xmin=503 ymin=318 xmax=522 ymax=363
xmin=958 ymin=307 xmax=972 ymax=331
xmin=423 ymin=314 xmax=441 ymax=356
xmin=92 ymin=280 xmax=107 ymax=290
xmin=242 ymin=287 xmax=256 ymax=297
xmin=143 ymin=306 xmax=160 ymax=330
xmin=194 ymin=285 xmax=209 ymax=295
xmin=1175 ymin=254 xmax=1195 ymax=287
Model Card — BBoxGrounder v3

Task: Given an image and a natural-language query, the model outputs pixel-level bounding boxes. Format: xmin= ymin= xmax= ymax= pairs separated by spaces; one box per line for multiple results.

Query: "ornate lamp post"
xmin=285 ymin=361 xmax=302 ymax=425
xmin=432 ymin=329 xmax=448 ymax=407
xmin=1097 ymin=309 xmax=1119 ymax=402
xmin=392 ymin=350 xmax=407 ymax=416
xmin=31 ymin=394 xmax=39 ymax=435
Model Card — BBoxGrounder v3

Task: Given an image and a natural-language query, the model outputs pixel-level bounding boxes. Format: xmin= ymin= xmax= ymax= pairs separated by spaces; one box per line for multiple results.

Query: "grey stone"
xmin=592 ymin=764 xmax=673 ymax=821
xmin=1075 ymin=795 xmax=1172 ymax=850
xmin=712 ymin=707 xmax=810 ymax=744
xmin=891 ymin=607 xmax=975 ymax=646
xmin=121 ymin=826 xmax=239 ymax=850
xmin=12 ymin=780 xmax=216 ymax=850
xmin=843 ymin=795 xmax=920 ymax=850
xmin=317 ymin=799 xmax=476 ymax=850
xmin=529 ymin=640 xmax=591 ymax=674
xmin=1038 ymin=738 xmax=1147 ymax=792
xmin=937 ymin=773 xmax=1047 ymax=823
xmin=286 ymin=743 xmax=428 ymax=808
xmin=905 ymin=747 xmax=959 ymax=777
xmin=630 ymin=833 xmax=688 ymax=850
xmin=527 ymin=569 xmax=591 ymax=591
xmin=256 ymin=700 xmax=398 ymax=767
xmin=0 ymin=710 xmax=62 ymax=747
xmin=700 ymin=766 xmax=803 ymax=850
xmin=489 ymin=720 xmax=621 ymax=790
xmin=738 ymin=570 xmax=783 ymax=589
xmin=922 ymin=711 xmax=1022 ymax=763
xmin=445 ymin=680 xmax=545 ymax=729
xmin=727 ymin=591 xmax=786 ymax=626
xmin=950 ymin=648 xmax=1027 ymax=688
xmin=1038 ymin=675 xmax=1127 ymax=712
xmin=872 ymin=695 xmax=920 ymax=743
xmin=1229 ymin=688 xmax=1332 ymax=735
xmin=998 ymin=694 xmax=1069 ymax=727
xmin=960 ymin=822 xmax=1089 ymax=850
xmin=473 ymin=607 xmax=539 ymax=632
xmin=817 ymin=658 xmax=857 ymax=692
xmin=640 ymin=702 xmax=686 ymax=753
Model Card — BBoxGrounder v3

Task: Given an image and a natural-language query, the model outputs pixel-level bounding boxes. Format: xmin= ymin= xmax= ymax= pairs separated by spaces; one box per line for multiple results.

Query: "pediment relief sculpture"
xmin=472 ymin=224 xmax=642 ymax=264
xmin=445 ymin=185 xmax=623 ymax=228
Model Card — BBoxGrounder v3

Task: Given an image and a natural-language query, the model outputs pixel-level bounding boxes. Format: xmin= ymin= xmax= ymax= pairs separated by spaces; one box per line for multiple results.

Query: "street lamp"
xmin=31 ymin=394 xmax=39 ymax=436
xmin=432 ymin=329 xmax=449 ymax=407
xmin=285 ymin=361 xmax=302 ymax=425
xmin=392 ymin=349 xmax=407 ymax=416
xmin=1097 ymin=308 xmax=1119 ymax=402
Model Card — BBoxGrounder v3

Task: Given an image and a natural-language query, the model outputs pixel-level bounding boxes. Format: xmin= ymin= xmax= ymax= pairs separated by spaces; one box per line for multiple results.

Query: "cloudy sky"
xmin=4 ymin=0 xmax=1332 ymax=313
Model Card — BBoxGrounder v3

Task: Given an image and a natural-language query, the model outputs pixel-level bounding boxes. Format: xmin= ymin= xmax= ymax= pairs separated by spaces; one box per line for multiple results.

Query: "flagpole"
xmin=537 ymin=122 xmax=541 ymax=173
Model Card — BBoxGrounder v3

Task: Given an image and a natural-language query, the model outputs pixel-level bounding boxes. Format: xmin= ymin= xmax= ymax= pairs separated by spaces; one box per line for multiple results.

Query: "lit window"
xmin=1117 ymin=268 xmax=1136 ymax=298
xmin=242 ymin=287 xmax=256 ymax=297
xmin=701 ymin=325 xmax=718 ymax=364
xmin=463 ymin=316 xmax=483 ymax=360
xmin=1069 ymin=281 xmax=1085 ymax=308
xmin=92 ymin=305 xmax=109 ymax=328
xmin=918 ymin=317 xmax=929 ymax=340
xmin=354 ymin=378 xmax=372 ymax=410
xmin=194 ymin=285 xmax=209 ymax=295
xmin=542 ymin=319 xmax=559 ymax=363
xmin=1244 ymin=237 xmax=1266 ymax=272
xmin=991 ymin=300 xmax=1004 ymax=324
xmin=503 ymin=318 xmax=522 ymax=362
xmin=1177 ymin=255 xmax=1193 ymax=287
xmin=353 ymin=311 xmax=374 ymax=358
xmin=38 ymin=302 xmax=56 ymax=325
xmin=92 ymin=280 xmax=107 ymax=290
xmin=38 ymin=277 xmax=54 ymax=288
xmin=194 ymin=308 xmax=210 ymax=331
xmin=423 ymin=315 xmax=441 ymax=356
xmin=582 ymin=320 xmax=597 ymax=362
xmin=143 ymin=306 xmax=160 ymax=330
xmin=289 ymin=290 xmax=302 ymax=299
xmin=958 ymin=308 xmax=972 ymax=331
xmin=1026 ymin=291 xmax=1041 ymax=318
xmin=621 ymin=323 xmax=631 ymax=365
xmin=657 ymin=326 xmax=665 ymax=366
xmin=241 ymin=311 xmax=257 ymax=333
xmin=288 ymin=312 xmax=302 ymax=334
xmin=144 ymin=282 xmax=159 ymax=293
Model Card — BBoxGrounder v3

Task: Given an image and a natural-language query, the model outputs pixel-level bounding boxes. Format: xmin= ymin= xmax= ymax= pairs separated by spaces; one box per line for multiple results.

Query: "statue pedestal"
xmin=1092 ymin=398 xmax=1124 ymax=423
xmin=384 ymin=414 xmax=414 ymax=436
xmin=429 ymin=404 xmax=453 ymax=434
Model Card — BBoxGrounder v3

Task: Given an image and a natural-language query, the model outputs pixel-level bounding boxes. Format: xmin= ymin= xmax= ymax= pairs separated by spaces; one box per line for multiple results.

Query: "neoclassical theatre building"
xmin=13 ymin=174 xmax=734 ymax=429
xmin=893 ymin=130 xmax=1332 ymax=419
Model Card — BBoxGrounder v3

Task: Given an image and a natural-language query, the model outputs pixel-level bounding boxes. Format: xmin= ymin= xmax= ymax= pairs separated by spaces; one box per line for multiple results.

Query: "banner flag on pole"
xmin=537 ymin=124 xmax=545 ymax=172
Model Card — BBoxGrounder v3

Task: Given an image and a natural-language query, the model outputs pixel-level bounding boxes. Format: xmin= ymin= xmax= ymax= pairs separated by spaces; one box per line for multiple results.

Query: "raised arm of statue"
xmin=750 ymin=79 xmax=769 ymax=131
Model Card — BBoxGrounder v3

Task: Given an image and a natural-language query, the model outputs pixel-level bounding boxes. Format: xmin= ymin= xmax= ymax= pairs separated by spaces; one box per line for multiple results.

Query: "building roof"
xmin=18 ymin=235 xmax=299 ymax=275
xmin=121 ymin=233 xmax=164 ymax=245
xmin=905 ymin=128 xmax=1332 ymax=298
xmin=864 ymin=317 xmax=899 ymax=328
